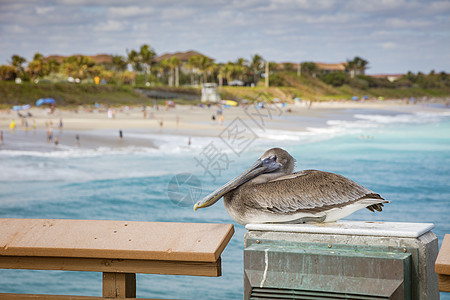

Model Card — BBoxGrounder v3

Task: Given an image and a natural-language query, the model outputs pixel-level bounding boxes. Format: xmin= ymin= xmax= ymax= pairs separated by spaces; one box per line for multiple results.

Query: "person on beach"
xmin=75 ymin=134 xmax=80 ymax=146
xmin=9 ymin=119 xmax=16 ymax=132
xmin=119 ymin=129 xmax=123 ymax=140
xmin=59 ymin=119 xmax=63 ymax=130
xmin=159 ymin=119 xmax=163 ymax=132
xmin=54 ymin=137 xmax=59 ymax=146
xmin=46 ymin=127 xmax=53 ymax=143
xmin=0 ymin=130 xmax=3 ymax=145
xmin=211 ymin=114 xmax=216 ymax=125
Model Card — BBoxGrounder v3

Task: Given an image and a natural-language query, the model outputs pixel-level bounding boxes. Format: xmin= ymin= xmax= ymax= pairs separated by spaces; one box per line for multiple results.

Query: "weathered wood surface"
xmin=0 ymin=218 xmax=234 ymax=298
xmin=0 ymin=256 xmax=222 ymax=276
xmin=0 ymin=219 xmax=234 ymax=262
xmin=0 ymin=294 xmax=164 ymax=300
xmin=436 ymin=234 xmax=450 ymax=292
xmin=103 ymin=272 xmax=136 ymax=298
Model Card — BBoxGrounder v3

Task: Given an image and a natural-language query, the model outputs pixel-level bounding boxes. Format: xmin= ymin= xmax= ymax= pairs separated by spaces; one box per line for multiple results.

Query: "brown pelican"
xmin=194 ymin=148 xmax=388 ymax=225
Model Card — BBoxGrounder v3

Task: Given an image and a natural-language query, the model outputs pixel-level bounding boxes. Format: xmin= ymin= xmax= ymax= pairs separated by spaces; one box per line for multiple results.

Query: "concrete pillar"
xmin=244 ymin=221 xmax=438 ymax=299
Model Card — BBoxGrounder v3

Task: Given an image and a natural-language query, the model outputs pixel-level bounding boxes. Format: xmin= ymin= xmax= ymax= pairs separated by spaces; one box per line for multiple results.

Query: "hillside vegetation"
xmin=2 ymin=47 xmax=448 ymax=106
xmin=1 ymin=74 xmax=448 ymax=109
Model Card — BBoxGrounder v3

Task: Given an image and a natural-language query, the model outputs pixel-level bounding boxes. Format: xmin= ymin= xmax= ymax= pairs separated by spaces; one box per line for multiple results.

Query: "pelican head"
xmin=194 ymin=148 xmax=294 ymax=211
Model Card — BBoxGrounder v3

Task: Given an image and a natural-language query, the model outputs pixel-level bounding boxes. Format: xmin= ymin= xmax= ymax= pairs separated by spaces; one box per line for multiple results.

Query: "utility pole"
xmin=265 ymin=60 xmax=269 ymax=88
xmin=297 ymin=62 xmax=302 ymax=77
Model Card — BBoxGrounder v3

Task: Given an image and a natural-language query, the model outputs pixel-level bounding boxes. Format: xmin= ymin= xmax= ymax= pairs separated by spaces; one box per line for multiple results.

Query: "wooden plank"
xmin=0 ymin=219 xmax=234 ymax=262
xmin=0 ymin=295 xmax=105 ymax=300
xmin=103 ymin=272 xmax=136 ymax=298
xmin=0 ymin=294 xmax=161 ymax=300
xmin=0 ymin=256 xmax=222 ymax=277
xmin=436 ymin=234 xmax=450 ymax=275
xmin=438 ymin=274 xmax=450 ymax=292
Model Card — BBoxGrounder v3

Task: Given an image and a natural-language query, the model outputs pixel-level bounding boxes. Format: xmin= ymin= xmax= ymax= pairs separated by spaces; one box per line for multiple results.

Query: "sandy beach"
xmin=0 ymin=99 xmax=448 ymax=152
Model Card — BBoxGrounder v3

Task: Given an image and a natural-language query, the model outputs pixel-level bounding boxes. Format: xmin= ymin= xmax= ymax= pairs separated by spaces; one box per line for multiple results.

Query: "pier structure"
xmin=244 ymin=221 xmax=439 ymax=299
xmin=0 ymin=218 xmax=234 ymax=299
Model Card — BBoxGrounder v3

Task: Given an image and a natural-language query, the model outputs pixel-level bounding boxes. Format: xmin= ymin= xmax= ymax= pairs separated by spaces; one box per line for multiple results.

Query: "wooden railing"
xmin=0 ymin=218 xmax=234 ymax=299
xmin=436 ymin=234 xmax=450 ymax=292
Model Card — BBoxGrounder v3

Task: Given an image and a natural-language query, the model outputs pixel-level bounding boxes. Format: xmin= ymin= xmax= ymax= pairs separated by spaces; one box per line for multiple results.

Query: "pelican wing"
xmin=244 ymin=170 xmax=383 ymax=213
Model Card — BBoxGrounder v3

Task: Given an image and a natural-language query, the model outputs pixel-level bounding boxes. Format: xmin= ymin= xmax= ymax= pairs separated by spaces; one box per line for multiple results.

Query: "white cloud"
xmin=0 ymin=0 xmax=449 ymax=73
xmin=108 ymin=6 xmax=154 ymax=18
xmin=35 ymin=6 xmax=56 ymax=15
xmin=4 ymin=24 xmax=29 ymax=34
xmin=380 ymin=42 xmax=398 ymax=49
xmin=96 ymin=20 xmax=125 ymax=32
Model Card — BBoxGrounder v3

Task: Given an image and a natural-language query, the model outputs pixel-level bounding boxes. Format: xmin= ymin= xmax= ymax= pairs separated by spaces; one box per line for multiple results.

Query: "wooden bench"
xmin=436 ymin=234 xmax=450 ymax=292
xmin=0 ymin=218 xmax=234 ymax=299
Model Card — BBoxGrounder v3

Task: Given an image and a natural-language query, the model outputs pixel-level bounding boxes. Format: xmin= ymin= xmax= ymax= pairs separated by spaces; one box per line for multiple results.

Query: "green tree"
xmin=186 ymin=56 xmax=200 ymax=85
xmin=152 ymin=61 xmax=166 ymax=85
xmin=321 ymin=71 xmax=349 ymax=86
xmin=62 ymin=55 xmax=95 ymax=80
xmin=167 ymin=56 xmax=181 ymax=87
xmin=283 ymin=63 xmax=294 ymax=72
xmin=126 ymin=49 xmax=141 ymax=72
xmin=139 ymin=44 xmax=156 ymax=83
xmin=224 ymin=62 xmax=235 ymax=84
xmin=234 ymin=57 xmax=248 ymax=81
xmin=188 ymin=55 xmax=213 ymax=84
xmin=346 ymin=56 xmax=369 ymax=78
xmin=301 ymin=62 xmax=319 ymax=77
xmin=249 ymin=54 xmax=264 ymax=84
xmin=46 ymin=59 xmax=60 ymax=74
xmin=111 ymin=55 xmax=127 ymax=72
xmin=0 ymin=65 xmax=17 ymax=81
xmin=160 ymin=58 xmax=174 ymax=85
xmin=28 ymin=52 xmax=48 ymax=81
xmin=10 ymin=55 xmax=27 ymax=78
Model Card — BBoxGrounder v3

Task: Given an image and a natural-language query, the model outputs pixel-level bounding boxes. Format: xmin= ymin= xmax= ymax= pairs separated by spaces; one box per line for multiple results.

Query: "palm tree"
xmin=62 ymin=55 xmax=95 ymax=80
xmin=111 ymin=55 xmax=127 ymax=72
xmin=249 ymin=54 xmax=264 ymax=84
xmin=46 ymin=59 xmax=60 ymax=74
xmin=139 ymin=44 xmax=156 ymax=83
xmin=197 ymin=56 xmax=214 ymax=84
xmin=187 ymin=55 xmax=202 ymax=85
xmin=301 ymin=62 xmax=319 ymax=77
xmin=152 ymin=61 xmax=166 ymax=84
xmin=126 ymin=49 xmax=140 ymax=72
xmin=224 ymin=63 xmax=235 ymax=84
xmin=28 ymin=53 xmax=47 ymax=80
xmin=10 ymin=55 xmax=27 ymax=76
xmin=159 ymin=58 xmax=171 ymax=85
xmin=167 ymin=56 xmax=181 ymax=87
xmin=234 ymin=57 xmax=248 ymax=81
xmin=346 ymin=56 xmax=369 ymax=78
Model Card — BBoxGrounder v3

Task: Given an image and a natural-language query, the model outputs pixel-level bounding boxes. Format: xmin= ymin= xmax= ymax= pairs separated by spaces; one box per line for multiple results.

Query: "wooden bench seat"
xmin=436 ymin=234 xmax=450 ymax=292
xmin=0 ymin=218 xmax=234 ymax=298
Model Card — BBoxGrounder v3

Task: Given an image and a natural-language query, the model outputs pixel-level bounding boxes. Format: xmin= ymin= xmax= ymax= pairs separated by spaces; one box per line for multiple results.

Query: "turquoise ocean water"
xmin=0 ymin=105 xmax=449 ymax=299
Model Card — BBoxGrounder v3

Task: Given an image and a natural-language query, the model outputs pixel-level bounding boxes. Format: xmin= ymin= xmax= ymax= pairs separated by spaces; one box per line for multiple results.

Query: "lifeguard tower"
xmin=201 ymin=83 xmax=220 ymax=103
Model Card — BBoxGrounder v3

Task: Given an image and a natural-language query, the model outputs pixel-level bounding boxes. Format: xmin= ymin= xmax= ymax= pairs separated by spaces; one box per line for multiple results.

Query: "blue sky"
xmin=1 ymin=0 xmax=449 ymax=74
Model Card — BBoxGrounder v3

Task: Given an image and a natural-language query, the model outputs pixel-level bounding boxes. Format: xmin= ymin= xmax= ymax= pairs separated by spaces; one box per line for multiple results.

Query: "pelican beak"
xmin=194 ymin=155 xmax=280 ymax=211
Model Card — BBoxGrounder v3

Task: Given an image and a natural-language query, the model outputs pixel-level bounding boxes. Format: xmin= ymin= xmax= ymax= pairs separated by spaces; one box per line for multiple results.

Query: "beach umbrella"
xmin=12 ymin=104 xmax=31 ymax=111
xmin=351 ymin=96 xmax=359 ymax=101
xmin=36 ymin=98 xmax=55 ymax=106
